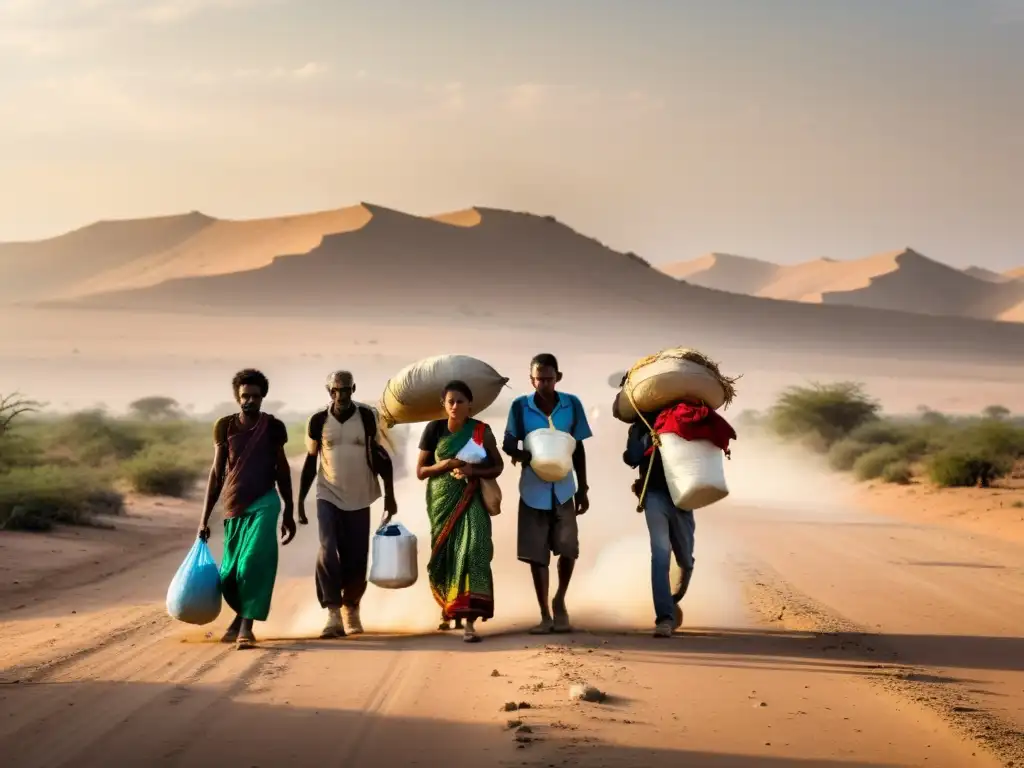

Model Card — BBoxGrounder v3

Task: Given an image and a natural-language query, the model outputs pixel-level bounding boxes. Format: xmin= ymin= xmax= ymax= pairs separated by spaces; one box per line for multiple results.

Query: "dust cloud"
xmin=261 ymin=363 xmax=831 ymax=640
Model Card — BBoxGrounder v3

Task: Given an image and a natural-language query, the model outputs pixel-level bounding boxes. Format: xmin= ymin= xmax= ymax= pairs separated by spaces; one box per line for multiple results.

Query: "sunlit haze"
xmin=1 ymin=0 xmax=1021 ymax=268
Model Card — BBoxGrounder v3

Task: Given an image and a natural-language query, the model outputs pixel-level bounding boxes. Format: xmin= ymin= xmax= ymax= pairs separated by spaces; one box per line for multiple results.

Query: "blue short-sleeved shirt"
xmin=504 ymin=392 xmax=593 ymax=510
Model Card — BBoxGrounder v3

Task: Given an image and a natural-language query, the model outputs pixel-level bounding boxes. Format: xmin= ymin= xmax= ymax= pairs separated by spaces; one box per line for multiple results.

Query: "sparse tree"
xmin=768 ymin=381 xmax=880 ymax=447
xmin=0 ymin=392 xmax=41 ymax=437
xmin=128 ymin=396 xmax=184 ymax=421
xmin=982 ymin=404 xmax=1011 ymax=421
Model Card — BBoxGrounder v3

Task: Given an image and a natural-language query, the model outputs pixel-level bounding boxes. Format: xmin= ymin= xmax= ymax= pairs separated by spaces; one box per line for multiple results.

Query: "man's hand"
xmin=383 ymin=494 xmax=398 ymax=519
xmin=297 ymin=501 xmax=309 ymax=526
xmin=197 ymin=525 xmax=211 ymax=542
xmin=280 ymin=511 xmax=297 ymax=545
xmin=511 ymin=450 xmax=532 ymax=467
xmin=575 ymin=490 xmax=590 ymax=515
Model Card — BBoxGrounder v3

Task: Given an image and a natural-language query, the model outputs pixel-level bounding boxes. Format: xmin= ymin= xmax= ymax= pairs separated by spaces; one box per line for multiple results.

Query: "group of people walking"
xmin=197 ymin=355 xmax=696 ymax=648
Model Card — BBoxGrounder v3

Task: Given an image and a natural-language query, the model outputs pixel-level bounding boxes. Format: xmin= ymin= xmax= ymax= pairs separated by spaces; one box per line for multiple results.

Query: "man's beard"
xmin=241 ymin=403 xmax=260 ymax=414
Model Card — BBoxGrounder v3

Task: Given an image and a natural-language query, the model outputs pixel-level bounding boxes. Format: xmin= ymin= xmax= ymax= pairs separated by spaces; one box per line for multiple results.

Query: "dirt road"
xmin=1 ymin=485 xmax=1022 ymax=767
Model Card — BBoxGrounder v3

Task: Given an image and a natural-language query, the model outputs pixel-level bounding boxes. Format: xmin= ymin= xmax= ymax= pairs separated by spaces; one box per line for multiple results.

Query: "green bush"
xmin=768 ymin=382 xmax=880 ymax=448
xmin=121 ymin=446 xmax=205 ymax=498
xmin=927 ymin=450 xmax=1014 ymax=488
xmin=827 ymin=438 xmax=872 ymax=471
xmin=49 ymin=410 xmax=146 ymax=465
xmin=847 ymin=420 xmax=905 ymax=446
xmin=0 ymin=466 xmax=124 ymax=531
xmin=880 ymin=459 xmax=913 ymax=485
xmin=853 ymin=444 xmax=907 ymax=481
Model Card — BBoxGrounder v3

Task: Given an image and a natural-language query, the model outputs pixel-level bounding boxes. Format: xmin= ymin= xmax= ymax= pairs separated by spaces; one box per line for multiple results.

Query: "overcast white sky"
xmin=0 ymin=0 xmax=1021 ymax=268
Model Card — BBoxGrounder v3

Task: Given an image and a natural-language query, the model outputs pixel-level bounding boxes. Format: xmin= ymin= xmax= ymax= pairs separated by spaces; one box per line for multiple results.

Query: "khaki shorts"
xmin=517 ymin=497 xmax=579 ymax=566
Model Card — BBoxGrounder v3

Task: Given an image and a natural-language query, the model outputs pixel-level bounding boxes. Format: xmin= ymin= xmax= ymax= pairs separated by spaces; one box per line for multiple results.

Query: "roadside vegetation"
xmin=0 ymin=394 xmax=315 ymax=532
xmin=750 ymin=382 xmax=1024 ymax=488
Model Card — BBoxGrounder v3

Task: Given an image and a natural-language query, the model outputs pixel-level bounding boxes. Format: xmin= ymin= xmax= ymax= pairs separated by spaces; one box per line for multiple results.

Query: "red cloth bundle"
xmin=644 ymin=401 xmax=737 ymax=457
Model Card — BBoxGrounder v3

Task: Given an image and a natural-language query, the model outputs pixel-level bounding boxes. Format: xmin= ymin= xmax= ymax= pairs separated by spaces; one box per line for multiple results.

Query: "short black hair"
xmin=232 ymin=369 xmax=269 ymax=398
xmin=442 ymin=379 xmax=474 ymax=402
xmin=530 ymin=353 xmax=559 ymax=372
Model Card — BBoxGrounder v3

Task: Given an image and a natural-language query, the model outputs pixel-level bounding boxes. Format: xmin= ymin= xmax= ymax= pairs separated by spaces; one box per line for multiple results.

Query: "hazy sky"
xmin=1 ymin=0 xmax=1021 ymax=268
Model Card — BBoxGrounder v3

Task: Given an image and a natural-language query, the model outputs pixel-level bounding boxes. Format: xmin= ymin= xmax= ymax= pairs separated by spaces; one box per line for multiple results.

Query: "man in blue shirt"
xmin=503 ymin=354 xmax=592 ymax=634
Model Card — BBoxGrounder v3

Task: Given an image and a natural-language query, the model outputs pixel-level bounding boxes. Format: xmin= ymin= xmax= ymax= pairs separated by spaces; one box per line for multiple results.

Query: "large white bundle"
xmin=379 ymin=354 xmax=509 ymax=426
xmin=524 ymin=428 xmax=576 ymax=482
xmin=614 ymin=349 xmax=733 ymax=423
xmin=660 ymin=434 xmax=729 ymax=510
xmin=369 ymin=522 xmax=418 ymax=589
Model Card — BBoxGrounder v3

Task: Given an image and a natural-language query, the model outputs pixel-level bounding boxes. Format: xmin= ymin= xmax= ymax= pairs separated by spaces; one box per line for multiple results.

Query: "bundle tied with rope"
xmin=618 ymin=347 xmax=740 ymax=512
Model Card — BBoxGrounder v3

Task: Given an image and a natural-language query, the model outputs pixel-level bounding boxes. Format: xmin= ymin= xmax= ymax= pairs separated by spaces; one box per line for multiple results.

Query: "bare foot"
xmin=552 ymin=599 xmax=573 ymax=633
xmin=529 ymin=617 xmax=554 ymax=635
xmin=221 ymin=615 xmax=242 ymax=644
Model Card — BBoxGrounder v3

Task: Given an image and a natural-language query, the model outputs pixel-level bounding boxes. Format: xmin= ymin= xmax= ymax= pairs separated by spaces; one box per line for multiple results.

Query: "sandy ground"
xmin=857 ymin=478 xmax=1024 ymax=546
xmin=2 ymin=436 xmax=1022 ymax=768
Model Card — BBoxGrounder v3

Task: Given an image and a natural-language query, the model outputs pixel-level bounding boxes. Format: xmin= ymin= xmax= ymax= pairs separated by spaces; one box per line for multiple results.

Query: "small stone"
xmin=516 ymin=725 xmax=533 ymax=734
xmin=503 ymin=702 xmax=519 ymax=712
xmin=491 ymin=669 xmax=501 ymax=677
xmin=569 ymin=684 xmax=605 ymax=703
xmin=506 ymin=719 xmax=522 ymax=729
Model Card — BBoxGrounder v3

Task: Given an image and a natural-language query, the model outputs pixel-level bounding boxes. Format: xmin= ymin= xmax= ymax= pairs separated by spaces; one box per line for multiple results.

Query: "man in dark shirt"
xmin=198 ymin=369 xmax=296 ymax=649
xmin=623 ymin=412 xmax=695 ymax=638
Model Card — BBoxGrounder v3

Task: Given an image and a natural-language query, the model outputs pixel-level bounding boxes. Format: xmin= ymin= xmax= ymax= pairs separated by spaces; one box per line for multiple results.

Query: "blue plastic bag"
xmin=166 ymin=538 xmax=223 ymax=625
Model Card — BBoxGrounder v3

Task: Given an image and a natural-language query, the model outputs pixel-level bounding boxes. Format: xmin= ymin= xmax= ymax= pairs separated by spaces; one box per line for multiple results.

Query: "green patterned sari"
xmin=426 ymin=419 xmax=495 ymax=621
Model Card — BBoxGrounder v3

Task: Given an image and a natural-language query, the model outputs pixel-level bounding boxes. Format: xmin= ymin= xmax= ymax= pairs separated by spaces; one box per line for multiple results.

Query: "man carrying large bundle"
xmin=298 ymin=371 xmax=396 ymax=639
xmin=615 ymin=349 xmax=738 ymax=638
xmin=503 ymin=354 xmax=592 ymax=634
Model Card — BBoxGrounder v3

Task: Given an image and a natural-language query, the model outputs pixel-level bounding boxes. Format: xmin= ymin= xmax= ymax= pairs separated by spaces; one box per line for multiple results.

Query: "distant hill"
xmin=661 ymin=248 xmax=1024 ymax=323
xmin=18 ymin=203 xmax=1024 ymax=363
xmin=0 ymin=206 xmax=372 ymax=302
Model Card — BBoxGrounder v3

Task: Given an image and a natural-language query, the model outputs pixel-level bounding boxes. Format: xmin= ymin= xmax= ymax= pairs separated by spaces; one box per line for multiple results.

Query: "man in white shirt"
xmin=298 ymin=371 xmax=397 ymax=638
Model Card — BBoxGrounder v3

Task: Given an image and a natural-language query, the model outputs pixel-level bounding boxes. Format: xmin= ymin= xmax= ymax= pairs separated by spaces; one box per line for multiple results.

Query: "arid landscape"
xmin=662 ymin=249 xmax=1024 ymax=323
xmin=1 ymin=199 xmax=1023 ymax=768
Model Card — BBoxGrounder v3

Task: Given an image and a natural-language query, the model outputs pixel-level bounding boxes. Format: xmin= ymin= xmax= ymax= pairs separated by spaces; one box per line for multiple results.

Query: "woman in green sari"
xmin=416 ymin=380 xmax=503 ymax=643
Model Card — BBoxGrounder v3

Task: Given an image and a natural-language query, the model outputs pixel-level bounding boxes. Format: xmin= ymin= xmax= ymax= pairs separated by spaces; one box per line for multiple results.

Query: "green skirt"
xmin=220 ymin=490 xmax=280 ymax=622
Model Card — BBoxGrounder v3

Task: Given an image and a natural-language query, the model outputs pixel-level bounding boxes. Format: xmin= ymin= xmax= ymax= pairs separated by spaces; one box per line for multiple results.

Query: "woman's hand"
xmin=441 ymin=458 xmax=466 ymax=472
xmin=452 ymin=464 xmax=475 ymax=480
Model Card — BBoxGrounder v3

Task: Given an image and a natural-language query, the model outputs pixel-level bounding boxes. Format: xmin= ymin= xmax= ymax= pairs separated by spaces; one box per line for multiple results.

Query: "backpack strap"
xmin=307 ymin=408 xmax=329 ymax=453
xmin=357 ymin=404 xmax=392 ymax=477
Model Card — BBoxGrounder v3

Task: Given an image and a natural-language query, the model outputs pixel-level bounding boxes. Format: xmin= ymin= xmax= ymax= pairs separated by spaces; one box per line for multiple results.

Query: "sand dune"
xmin=0 ymin=212 xmax=212 ymax=303
xmin=25 ymin=204 xmax=1024 ymax=365
xmin=430 ymin=207 xmax=483 ymax=227
xmin=965 ymin=265 xmax=1014 ymax=283
xmin=0 ymin=206 xmax=373 ymax=301
xmin=663 ymin=248 xmax=1024 ymax=322
xmin=662 ymin=252 xmax=780 ymax=295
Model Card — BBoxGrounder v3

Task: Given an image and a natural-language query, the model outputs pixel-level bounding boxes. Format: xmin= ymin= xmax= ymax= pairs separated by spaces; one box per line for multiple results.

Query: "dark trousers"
xmin=315 ymin=500 xmax=371 ymax=609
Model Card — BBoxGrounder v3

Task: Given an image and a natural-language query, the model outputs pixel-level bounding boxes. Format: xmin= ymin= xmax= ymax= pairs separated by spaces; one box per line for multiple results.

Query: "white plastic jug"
xmin=369 ymin=522 xmax=418 ymax=589
xmin=524 ymin=416 xmax=576 ymax=483
xmin=659 ymin=433 xmax=729 ymax=510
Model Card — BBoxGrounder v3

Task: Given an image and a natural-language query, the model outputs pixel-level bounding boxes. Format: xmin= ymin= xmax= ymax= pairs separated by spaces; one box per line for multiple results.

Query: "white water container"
xmin=369 ymin=522 xmax=418 ymax=589
xmin=659 ymin=433 xmax=729 ymax=510
xmin=524 ymin=427 xmax=576 ymax=483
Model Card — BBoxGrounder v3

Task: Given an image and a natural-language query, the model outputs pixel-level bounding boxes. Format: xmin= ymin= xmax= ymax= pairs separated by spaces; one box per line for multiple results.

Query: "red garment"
xmin=644 ymin=401 xmax=737 ymax=456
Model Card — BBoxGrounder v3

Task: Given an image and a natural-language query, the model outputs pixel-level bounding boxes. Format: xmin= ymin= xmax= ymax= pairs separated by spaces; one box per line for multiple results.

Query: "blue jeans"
xmin=643 ymin=489 xmax=695 ymax=624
